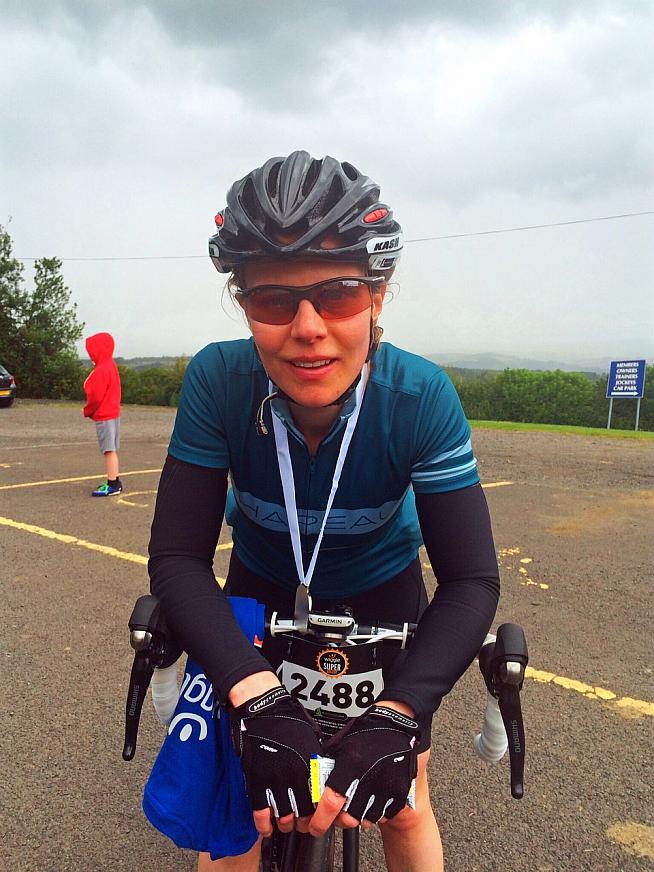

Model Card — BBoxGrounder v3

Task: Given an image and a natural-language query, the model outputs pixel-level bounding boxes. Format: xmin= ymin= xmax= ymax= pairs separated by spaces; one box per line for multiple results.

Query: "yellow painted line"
xmin=526 ymin=667 xmax=654 ymax=718
xmin=117 ymin=489 xmax=157 ymax=508
xmin=498 ymin=546 xmax=549 ymax=589
xmin=607 ymin=822 xmax=654 ymax=860
xmin=2 ymin=441 xmax=92 ymax=451
xmin=614 ymin=697 xmax=654 ymax=718
xmin=1 ymin=513 xmax=651 ymax=716
xmin=0 ymin=514 xmax=226 ymax=583
xmin=0 ymin=468 xmax=161 ymax=490
xmin=217 ymin=541 xmax=233 ymax=551
xmin=0 ymin=473 xmax=512 ymax=492
xmin=0 ymin=515 xmax=148 ymax=564
xmin=497 ymin=546 xmax=521 ymax=557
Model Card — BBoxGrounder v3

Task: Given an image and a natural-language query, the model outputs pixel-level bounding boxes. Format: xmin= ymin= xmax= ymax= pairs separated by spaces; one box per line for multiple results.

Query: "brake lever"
xmin=498 ymin=678 xmax=526 ymax=799
xmin=479 ymin=623 xmax=528 ymax=799
xmin=122 ymin=595 xmax=181 ymax=761
xmin=123 ymin=650 xmax=156 ymax=761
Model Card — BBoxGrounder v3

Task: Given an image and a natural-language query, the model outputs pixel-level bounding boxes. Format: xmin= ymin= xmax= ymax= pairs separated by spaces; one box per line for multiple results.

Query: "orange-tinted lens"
xmin=244 ymin=288 xmax=296 ymax=324
xmin=242 ymin=280 xmax=371 ymax=325
xmin=315 ymin=281 xmax=371 ymax=320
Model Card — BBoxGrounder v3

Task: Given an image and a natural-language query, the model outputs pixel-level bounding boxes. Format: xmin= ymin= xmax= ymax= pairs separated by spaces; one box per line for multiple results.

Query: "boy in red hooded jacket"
xmin=83 ymin=332 xmax=123 ymax=496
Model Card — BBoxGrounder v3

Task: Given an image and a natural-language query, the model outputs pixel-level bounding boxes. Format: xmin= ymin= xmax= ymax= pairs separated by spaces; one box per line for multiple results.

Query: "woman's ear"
xmin=234 ymin=298 xmax=250 ymax=333
xmin=372 ymin=289 xmax=386 ymax=321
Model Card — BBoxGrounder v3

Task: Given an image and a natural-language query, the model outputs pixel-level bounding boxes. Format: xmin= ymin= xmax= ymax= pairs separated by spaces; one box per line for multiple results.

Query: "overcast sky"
xmin=2 ymin=0 xmax=653 ymax=366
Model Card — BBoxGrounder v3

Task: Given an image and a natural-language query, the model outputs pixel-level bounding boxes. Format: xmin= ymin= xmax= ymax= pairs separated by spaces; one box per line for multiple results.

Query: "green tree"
xmin=119 ymin=358 xmax=188 ymax=406
xmin=449 ymin=369 xmax=499 ymax=421
xmin=0 ymin=224 xmax=28 ymax=348
xmin=451 ymin=366 xmax=650 ymax=428
xmin=0 ymin=225 xmax=85 ymax=398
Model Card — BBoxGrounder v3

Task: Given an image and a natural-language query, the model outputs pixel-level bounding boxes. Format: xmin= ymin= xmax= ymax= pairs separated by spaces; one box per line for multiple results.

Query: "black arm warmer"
xmin=148 ymin=455 xmax=273 ymax=704
xmin=377 ymin=484 xmax=500 ymax=722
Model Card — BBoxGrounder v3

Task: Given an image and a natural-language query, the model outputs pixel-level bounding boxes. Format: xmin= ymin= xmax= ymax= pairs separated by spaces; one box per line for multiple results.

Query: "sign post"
xmin=606 ymin=360 xmax=647 ymax=430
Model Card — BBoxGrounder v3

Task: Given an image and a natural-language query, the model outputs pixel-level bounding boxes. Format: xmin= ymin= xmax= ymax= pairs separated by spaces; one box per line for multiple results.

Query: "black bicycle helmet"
xmin=209 ymin=150 xmax=402 ymax=274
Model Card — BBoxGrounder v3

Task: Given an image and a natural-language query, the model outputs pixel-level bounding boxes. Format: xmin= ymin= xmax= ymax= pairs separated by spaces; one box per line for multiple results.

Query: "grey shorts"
xmin=95 ymin=418 xmax=120 ymax=453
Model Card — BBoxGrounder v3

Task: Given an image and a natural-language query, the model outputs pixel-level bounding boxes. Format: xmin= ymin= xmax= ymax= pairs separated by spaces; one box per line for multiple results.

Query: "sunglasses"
xmin=235 ymin=276 xmax=384 ymax=325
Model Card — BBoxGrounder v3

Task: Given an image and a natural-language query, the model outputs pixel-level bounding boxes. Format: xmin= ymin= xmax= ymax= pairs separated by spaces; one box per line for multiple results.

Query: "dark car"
xmin=0 ymin=364 xmax=16 ymax=407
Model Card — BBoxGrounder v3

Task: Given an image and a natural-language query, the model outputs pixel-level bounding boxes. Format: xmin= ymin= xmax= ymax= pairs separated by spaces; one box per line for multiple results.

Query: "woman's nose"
xmin=290 ymin=299 xmax=328 ymax=340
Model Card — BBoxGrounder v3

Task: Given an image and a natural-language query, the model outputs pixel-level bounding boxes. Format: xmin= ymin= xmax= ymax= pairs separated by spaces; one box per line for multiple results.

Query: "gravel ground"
xmin=1 ymin=400 xmax=653 ymax=871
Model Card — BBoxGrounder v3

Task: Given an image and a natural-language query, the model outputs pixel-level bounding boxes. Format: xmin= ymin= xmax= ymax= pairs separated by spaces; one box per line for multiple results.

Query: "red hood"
xmin=85 ymin=332 xmax=115 ymax=364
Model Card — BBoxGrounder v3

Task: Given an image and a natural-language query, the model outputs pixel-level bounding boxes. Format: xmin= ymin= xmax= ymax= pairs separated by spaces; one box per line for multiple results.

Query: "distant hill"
xmin=425 ymin=352 xmax=609 ymax=376
xmin=106 ymin=352 xmax=605 ymax=372
xmin=115 ymin=356 xmax=191 ymax=370
xmin=80 ymin=356 xmax=191 ymax=370
xmin=83 ymin=352 xmax=649 ymax=377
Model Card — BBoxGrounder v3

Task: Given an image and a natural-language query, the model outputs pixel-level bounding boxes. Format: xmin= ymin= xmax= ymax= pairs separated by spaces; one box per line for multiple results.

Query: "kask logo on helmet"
xmin=366 ymin=234 xmax=403 ymax=254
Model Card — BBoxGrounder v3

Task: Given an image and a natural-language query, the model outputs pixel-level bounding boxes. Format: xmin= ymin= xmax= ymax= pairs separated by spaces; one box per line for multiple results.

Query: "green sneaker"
xmin=92 ymin=480 xmax=123 ymax=497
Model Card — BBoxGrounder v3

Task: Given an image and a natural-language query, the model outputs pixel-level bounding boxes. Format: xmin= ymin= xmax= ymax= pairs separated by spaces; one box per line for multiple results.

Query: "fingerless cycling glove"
xmin=230 ymin=687 xmax=323 ymax=819
xmin=323 ymin=705 xmax=419 ymax=823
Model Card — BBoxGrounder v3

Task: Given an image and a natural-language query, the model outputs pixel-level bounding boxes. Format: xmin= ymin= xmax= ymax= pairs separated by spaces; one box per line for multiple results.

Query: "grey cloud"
xmin=5 ymin=1 xmax=651 ymax=116
xmin=4 ymin=0 xmax=645 ymax=45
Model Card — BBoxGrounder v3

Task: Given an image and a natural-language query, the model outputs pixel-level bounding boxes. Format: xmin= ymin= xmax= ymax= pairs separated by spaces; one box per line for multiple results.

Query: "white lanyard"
xmin=271 ymin=365 xmax=368 ymax=591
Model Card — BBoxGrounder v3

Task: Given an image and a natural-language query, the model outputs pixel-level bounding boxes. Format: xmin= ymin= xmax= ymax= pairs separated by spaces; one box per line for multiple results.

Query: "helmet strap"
xmin=367 ymin=318 xmax=383 ymax=362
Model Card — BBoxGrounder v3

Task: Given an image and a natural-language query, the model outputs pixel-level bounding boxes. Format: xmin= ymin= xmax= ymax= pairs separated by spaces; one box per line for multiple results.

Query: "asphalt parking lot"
xmin=2 ymin=401 xmax=653 ymax=871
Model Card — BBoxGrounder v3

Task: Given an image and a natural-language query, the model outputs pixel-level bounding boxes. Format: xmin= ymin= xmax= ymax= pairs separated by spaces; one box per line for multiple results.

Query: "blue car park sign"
xmin=606 ymin=360 xmax=646 ymax=398
xmin=606 ymin=359 xmax=647 ymax=430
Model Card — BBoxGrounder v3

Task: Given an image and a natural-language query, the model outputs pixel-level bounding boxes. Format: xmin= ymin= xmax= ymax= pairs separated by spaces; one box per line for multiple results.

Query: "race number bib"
xmin=279 ymin=636 xmax=384 ymax=728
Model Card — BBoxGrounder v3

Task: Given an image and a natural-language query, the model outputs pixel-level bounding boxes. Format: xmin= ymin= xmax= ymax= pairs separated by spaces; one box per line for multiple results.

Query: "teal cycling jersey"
xmin=169 ymin=338 xmax=479 ymax=598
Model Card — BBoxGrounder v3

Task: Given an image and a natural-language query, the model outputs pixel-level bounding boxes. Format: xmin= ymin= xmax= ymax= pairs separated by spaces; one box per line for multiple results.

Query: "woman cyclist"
xmin=148 ymin=150 xmax=500 ymax=871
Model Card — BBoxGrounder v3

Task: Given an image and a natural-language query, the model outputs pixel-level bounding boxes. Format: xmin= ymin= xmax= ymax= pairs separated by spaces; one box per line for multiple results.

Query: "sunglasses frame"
xmin=235 ymin=275 xmax=385 ymax=325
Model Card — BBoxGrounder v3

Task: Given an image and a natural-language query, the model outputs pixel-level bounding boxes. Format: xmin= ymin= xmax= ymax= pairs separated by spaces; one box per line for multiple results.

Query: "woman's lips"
xmin=291 ymin=358 xmax=334 ymax=369
xmin=286 ymin=358 xmax=337 ymax=378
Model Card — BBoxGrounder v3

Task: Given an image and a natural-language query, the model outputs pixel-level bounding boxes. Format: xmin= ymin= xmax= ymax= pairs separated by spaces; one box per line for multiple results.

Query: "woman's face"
xmin=240 ymin=259 xmax=384 ymax=408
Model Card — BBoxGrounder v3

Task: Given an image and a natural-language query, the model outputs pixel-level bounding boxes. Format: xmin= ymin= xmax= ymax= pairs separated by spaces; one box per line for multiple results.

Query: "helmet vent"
xmin=301 ymin=159 xmax=322 ymax=197
xmin=341 ymin=162 xmax=359 ymax=181
xmin=267 ymin=162 xmax=281 ymax=198
xmin=241 ymin=178 xmax=264 ymax=228
xmin=319 ymin=175 xmax=345 ymax=216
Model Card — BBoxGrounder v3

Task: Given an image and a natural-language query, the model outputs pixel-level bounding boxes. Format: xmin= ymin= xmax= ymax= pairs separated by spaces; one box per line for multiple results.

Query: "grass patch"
xmin=471 ymin=420 xmax=654 ymax=440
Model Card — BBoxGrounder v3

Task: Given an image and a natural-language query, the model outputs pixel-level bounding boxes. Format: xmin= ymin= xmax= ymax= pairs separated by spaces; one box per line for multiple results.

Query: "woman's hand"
xmin=309 ymin=702 xmax=419 ymax=836
xmin=230 ymin=686 xmax=324 ymax=837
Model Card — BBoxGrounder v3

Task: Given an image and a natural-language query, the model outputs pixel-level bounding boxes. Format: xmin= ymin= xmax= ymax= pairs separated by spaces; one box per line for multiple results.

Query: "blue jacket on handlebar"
xmin=142 ymin=597 xmax=264 ymax=861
